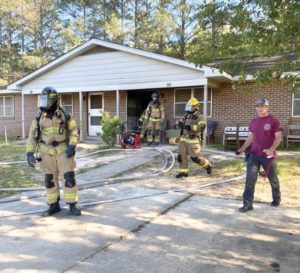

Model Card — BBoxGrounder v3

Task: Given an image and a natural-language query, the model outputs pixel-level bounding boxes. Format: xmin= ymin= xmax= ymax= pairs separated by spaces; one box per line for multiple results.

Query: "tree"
xmin=166 ymin=0 xmax=200 ymax=59
xmin=215 ymin=0 xmax=300 ymax=87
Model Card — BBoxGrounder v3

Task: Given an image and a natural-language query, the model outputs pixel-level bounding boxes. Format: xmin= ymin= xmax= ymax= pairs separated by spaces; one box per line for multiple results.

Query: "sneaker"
xmin=69 ymin=203 xmax=82 ymax=216
xmin=153 ymin=142 xmax=159 ymax=146
xmin=42 ymin=202 xmax=61 ymax=217
xmin=238 ymin=205 xmax=253 ymax=213
xmin=270 ymin=200 xmax=280 ymax=207
xmin=176 ymin=172 xmax=189 ymax=178
xmin=147 ymin=142 xmax=152 ymax=147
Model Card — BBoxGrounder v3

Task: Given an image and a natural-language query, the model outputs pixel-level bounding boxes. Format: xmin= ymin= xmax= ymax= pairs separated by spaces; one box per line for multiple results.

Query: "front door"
xmin=88 ymin=93 xmax=103 ymax=136
xmin=127 ymin=90 xmax=152 ymax=131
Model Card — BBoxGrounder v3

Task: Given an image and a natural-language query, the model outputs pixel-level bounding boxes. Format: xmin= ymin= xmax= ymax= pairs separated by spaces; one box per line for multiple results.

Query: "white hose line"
xmin=0 ymin=147 xmax=175 ymax=205
xmin=0 ymin=174 xmax=245 ymax=218
xmin=0 ymin=147 xmax=134 ymax=166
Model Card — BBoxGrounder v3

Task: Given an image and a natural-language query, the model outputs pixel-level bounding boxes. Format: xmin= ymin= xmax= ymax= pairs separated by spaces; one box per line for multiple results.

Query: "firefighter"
xmin=176 ymin=98 xmax=213 ymax=178
xmin=26 ymin=86 xmax=81 ymax=216
xmin=144 ymin=92 xmax=165 ymax=145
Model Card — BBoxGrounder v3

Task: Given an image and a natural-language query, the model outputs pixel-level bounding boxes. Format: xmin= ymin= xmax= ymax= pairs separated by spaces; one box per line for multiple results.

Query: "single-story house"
xmin=1 ymin=38 xmax=300 ymax=143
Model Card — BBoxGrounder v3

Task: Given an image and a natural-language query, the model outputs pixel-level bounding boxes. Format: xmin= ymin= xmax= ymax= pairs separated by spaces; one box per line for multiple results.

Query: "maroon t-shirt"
xmin=249 ymin=115 xmax=282 ymax=157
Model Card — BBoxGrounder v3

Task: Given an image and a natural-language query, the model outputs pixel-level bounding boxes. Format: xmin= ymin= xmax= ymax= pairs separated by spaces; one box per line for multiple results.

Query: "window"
xmin=0 ymin=96 xmax=14 ymax=117
xmin=60 ymin=94 xmax=73 ymax=115
xmin=174 ymin=87 xmax=212 ymax=117
xmin=292 ymin=92 xmax=300 ymax=117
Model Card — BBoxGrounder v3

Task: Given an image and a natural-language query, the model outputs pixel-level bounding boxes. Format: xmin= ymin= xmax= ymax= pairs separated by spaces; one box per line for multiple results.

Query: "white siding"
xmin=22 ymin=51 xmax=205 ymax=93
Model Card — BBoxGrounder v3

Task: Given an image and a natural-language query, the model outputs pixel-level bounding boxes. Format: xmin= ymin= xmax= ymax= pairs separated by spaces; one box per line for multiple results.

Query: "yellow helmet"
xmin=185 ymin=98 xmax=199 ymax=113
xmin=187 ymin=98 xmax=199 ymax=106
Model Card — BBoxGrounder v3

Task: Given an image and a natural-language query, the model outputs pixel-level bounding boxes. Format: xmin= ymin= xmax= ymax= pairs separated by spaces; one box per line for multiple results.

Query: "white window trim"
xmin=0 ymin=95 xmax=14 ymax=117
xmin=174 ymin=87 xmax=212 ymax=118
xmin=292 ymin=92 xmax=300 ymax=117
xmin=60 ymin=93 xmax=74 ymax=115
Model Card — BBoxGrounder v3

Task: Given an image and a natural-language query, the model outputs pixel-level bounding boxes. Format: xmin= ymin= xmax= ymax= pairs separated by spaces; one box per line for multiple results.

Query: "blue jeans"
xmin=243 ymin=154 xmax=281 ymax=207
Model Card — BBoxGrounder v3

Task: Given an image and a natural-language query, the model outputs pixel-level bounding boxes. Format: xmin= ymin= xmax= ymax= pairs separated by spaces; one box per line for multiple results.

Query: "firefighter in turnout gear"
xmin=176 ymin=98 xmax=213 ymax=178
xmin=26 ymin=86 xmax=81 ymax=216
xmin=144 ymin=92 xmax=165 ymax=145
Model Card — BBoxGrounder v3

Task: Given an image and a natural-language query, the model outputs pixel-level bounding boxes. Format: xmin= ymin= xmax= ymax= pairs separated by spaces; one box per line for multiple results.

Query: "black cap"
xmin=255 ymin=98 xmax=269 ymax=106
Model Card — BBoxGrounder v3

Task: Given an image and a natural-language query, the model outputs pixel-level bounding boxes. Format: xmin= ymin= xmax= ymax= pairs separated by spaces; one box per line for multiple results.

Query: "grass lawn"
xmin=210 ymin=155 xmax=300 ymax=207
xmin=0 ymin=141 xmax=117 ymax=196
xmin=0 ymin=141 xmax=43 ymax=196
xmin=1 ymin=140 xmax=299 ymax=206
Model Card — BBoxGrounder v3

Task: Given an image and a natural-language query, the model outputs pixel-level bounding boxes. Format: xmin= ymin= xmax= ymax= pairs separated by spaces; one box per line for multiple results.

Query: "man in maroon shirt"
xmin=237 ymin=98 xmax=282 ymax=212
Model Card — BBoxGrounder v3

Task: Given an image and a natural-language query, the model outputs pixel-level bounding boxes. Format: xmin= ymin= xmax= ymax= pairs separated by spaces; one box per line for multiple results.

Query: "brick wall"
xmin=103 ymin=90 xmax=127 ymax=124
xmin=157 ymin=88 xmax=175 ymax=129
xmin=0 ymin=93 xmax=23 ymax=137
xmin=4 ymin=84 xmax=299 ymax=143
xmin=212 ymin=82 xmax=297 ymax=142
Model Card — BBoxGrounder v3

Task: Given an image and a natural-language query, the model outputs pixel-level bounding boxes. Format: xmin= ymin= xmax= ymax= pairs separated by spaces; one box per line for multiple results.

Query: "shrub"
xmin=97 ymin=112 xmax=122 ymax=147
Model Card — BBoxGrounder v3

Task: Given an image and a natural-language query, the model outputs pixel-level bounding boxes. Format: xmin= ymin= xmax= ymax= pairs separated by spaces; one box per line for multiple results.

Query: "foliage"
xmin=97 ymin=112 xmax=122 ymax=147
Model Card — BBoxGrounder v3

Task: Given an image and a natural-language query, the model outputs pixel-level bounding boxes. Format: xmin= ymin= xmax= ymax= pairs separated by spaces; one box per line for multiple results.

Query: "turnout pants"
xmin=177 ymin=141 xmax=211 ymax=173
xmin=243 ymin=154 xmax=281 ymax=207
xmin=40 ymin=153 xmax=78 ymax=204
xmin=147 ymin=120 xmax=161 ymax=143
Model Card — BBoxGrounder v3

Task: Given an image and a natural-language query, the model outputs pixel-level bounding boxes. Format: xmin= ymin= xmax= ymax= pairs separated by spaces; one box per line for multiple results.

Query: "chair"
xmin=206 ymin=120 xmax=218 ymax=145
xmin=223 ymin=125 xmax=249 ymax=150
xmin=286 ymin=124 xmax=300 ymax=148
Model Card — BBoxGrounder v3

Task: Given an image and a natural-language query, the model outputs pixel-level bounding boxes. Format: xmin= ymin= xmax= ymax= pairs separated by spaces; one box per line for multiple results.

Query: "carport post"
xmin=116 ymin=89 xmax=120 ymax=117
xmin=79 ymin=91 xmax=83 ymax=141
xmin=203 ymin=84 xmax=208 ymax=148
xmin=22 ymin=92 xmax=25 ymax=139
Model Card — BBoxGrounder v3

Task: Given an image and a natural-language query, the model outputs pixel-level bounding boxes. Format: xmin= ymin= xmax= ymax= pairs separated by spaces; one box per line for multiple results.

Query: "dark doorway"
xmin=127 ymin=90 xmax=152 ymax=131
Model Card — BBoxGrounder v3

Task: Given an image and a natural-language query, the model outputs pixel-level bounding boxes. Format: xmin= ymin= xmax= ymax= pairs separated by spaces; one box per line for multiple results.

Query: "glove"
xmin=26 ymin=152 xmax=36 ymax=168
xmin=184 ymin=124 xmax=191 ymax=130
xmin=235 ymin=150 xmax=242 ymax=155
xmin=65 ymin=144 xmax=76 ymax=158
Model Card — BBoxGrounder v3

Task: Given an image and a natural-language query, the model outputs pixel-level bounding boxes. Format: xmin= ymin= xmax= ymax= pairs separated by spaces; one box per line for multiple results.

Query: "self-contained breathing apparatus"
xmin=33 ymin=106 xmax=71 ymax=160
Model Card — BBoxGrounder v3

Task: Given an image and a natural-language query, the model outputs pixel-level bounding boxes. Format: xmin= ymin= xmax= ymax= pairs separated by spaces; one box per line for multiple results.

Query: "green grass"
xmin=0 ymin=142 xmax=123 ymax=196
xmin=212 ymin=155 xmax=300 ymax=206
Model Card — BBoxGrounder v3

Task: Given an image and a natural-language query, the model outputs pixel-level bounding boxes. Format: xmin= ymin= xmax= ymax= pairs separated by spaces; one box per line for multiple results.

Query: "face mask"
xmin=39 ymin=95 xmax=50 ymax=110
xmin=185 ymin=104 xmax=193 ymax=112
xmin=39 ymin=94 xmax=57 ymax=110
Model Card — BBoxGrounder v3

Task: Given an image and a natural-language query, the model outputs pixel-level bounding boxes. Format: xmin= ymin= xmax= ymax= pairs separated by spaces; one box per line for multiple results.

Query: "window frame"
xmin=60 ymin=93 xmax=74 ymax=115
xmin=174 ymin=87 xmax=212 ymax=118
xmin=292 ymin=82 xmax=300 ymax=117
xmin=0 ymin=95 xmax=14 ymax=117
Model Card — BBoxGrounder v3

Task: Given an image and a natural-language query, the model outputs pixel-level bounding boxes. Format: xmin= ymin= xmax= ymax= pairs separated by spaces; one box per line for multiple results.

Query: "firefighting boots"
xmin=176 ymin=172 xmax=189 ymax=178
xmin=206 ymin=161 xmax=213 ymax=174
xmin=42 ymin=202 xmax=61 ymax=217
xmin=69 ymin=203 xmax=81 ymax=216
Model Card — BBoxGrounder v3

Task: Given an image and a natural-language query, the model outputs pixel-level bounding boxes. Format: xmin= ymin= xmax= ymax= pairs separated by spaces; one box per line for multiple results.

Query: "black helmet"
xmin=39 ymin=86 xmax=58 ymax=110
xmin=151 ymin=91 xmax=159 ymax=102
xmin=151 ymin=92 xmax=158 ymax=98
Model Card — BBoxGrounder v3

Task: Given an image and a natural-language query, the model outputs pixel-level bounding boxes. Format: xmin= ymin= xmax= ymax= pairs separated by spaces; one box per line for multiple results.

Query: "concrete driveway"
xmin=0 ymin=146 xmax=299 ymax=273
